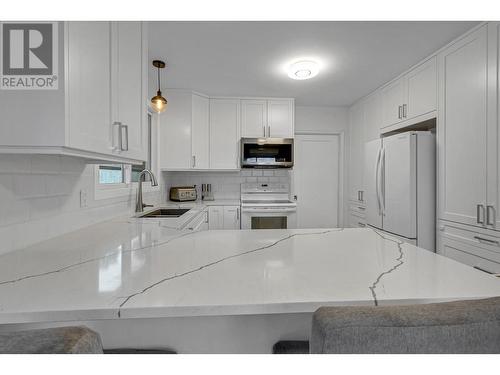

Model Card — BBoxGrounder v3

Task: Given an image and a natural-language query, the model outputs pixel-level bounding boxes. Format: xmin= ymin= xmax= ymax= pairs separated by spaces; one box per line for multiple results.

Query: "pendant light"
xmin=151 ymin=60 xmax=167 ymax=113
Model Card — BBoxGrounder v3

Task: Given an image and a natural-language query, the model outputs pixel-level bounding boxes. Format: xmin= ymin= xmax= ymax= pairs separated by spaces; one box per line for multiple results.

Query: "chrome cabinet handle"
xmin=236 ymin=207 xmax=240 ymax=220
xmin=473 ymin=236 xmax=499 ymax=246
xmin=267 ymin=125 xmax=271 ymax=137
xmin=263 ymin=125 xmax=266 ymax=137
xmin=477 ymin=204 xmax=485 ymax=224
xmin=402 ymin=104 xmax=407 ymax=118
xmin=119 ymin=124 xmax=129 ymax=151
xmin=357 ymin=206 xmax=366 ymax=210
xmin=112 ymin=121 xmax=122 ymax=151
xmin=358 ymin=222 xmax=366 ymax=227
xmin=192 ymin=155 xmax=196 ymax=168
xmin=398 ymin=105 xmax=402 ymax=119
xmin=487 ymin=205 xmax=496 ymax=226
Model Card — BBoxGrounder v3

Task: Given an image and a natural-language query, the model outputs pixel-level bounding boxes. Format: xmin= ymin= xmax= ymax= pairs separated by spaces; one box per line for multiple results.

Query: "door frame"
xmin=293 ymin=131 xmax=345 ymax=228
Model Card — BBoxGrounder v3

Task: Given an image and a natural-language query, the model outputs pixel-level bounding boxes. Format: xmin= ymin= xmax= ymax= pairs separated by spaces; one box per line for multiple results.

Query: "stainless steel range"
xmin=240 ymin=183 xmax=297 ymax=229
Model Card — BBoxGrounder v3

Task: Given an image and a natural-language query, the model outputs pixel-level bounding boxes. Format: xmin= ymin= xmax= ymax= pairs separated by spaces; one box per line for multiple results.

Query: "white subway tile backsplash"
xmin=0 ymin=155 xmax=161 ymax=255
xmin=263 ymin=170 xmax=274 ymax=177
xmin=252 ymin=170 xmax=263 ymax=177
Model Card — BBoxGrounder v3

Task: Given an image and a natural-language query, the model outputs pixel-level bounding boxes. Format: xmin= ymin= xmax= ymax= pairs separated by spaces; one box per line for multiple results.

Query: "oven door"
xmin=241 ymin=207 xmax=297 ymax=229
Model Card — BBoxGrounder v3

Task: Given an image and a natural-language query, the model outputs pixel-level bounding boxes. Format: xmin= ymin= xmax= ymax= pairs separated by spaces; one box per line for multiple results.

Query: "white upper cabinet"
xmin=0 ymin=21 xmax=147 ymax=164
xmin=240 ymin=98 xmax=294 ymax=138
xmin=406 ymin=57 xmax=437 ymax=120
xmin=381 ymin=57 xmax=437 ymax=130
xmin=381 ymin=77 xmax=407 ymax=128
xmin=209 ymin=98 xmax=240 ymax=169
xmin=241 ymin=100 xmax=267 ymax=138
xmin=268 ymin=99 xmax=294 ymax=138
xmin=438 ymin=25 xmax=488 ymax=228
xmin=67 ymin=22 xmax=112 ymax=156
xmin=112 ymin=22 xmax=147 ymax=161
xmin=191 ymin=94 xmax=210 ymax=169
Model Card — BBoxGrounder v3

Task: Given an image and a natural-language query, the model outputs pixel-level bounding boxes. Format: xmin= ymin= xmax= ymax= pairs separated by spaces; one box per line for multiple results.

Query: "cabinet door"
xmin=191 ymin=94 xmax=210 ymax=169
xmin=488 ymin=22 xmax=500 ymax=229
xmin=159 ymin=91 xmax=192 ymax=169
xmin=406 ymin=57 xmax=437 ymax=120
xmin=438 ymin=26 xmax=488 ymax=228
xmin=223 ymin=206 xmax=240 ymax=229
xmin=363 ymin=92 xmax=382 ymax=142
xmin=67 ymin=22 xmax=112 ymax=155
xmin=348 ymin=103 xmax=365 ymax=202
xmin=208 ymin=206 xmax=224 ymax=230
xmin=241 ymin=99 xmax=267 ymax=138
xmin=113 ymin=21 xmax=146 ymax=160
xmin=268 ymin=99 xmax=294 ymax=138
xmin=381 ymin=77 xmax=406 ymax=128
xmin=209 ymin=99 xmax=240 ymax=169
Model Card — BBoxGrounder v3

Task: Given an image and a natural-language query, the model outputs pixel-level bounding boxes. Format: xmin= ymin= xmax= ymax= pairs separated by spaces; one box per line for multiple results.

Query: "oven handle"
xmin=241 ymin=207 xmax=297 ymax=213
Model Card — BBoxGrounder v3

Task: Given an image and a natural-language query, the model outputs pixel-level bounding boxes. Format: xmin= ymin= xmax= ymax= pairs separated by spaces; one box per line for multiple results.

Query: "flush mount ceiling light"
xmin=151 ymin=60 xmax=167 ymax=113
xmin=287 ymin=60 xmax=320 ymax=80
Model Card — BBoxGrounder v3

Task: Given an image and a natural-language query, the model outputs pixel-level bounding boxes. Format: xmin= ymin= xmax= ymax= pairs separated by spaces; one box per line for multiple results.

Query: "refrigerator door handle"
xmin=380 ymin=147 xmax=386 ymax=215
xmin=375 ymin=147 xmax=382 ymax=216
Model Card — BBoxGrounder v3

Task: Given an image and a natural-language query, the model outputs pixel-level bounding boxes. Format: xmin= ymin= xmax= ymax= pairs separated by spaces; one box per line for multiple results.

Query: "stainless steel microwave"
xmin=240 ymin=138 xmax=294 ymax=168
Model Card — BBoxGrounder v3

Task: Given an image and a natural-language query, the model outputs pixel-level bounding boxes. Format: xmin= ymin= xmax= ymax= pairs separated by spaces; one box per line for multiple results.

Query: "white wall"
xmin=0 ymin=155 xmax=161 ymax=255
xmin=294 ymin=106 xmax=350 ymax=226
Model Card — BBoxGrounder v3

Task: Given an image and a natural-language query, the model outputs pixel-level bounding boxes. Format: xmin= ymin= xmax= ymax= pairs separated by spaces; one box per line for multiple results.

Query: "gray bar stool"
xmin=311 ymin=297 xmax=500 ymax=353
xmin=0 ymin=326 xmax=103 ymax=354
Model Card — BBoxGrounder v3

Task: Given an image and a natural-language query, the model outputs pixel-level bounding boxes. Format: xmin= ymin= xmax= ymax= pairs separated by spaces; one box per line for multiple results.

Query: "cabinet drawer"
xmin=349 ymin=202 xmax=367 ymax=216
xmin=349 ymin=212 xmax=366 ymax=228
xmin=439 ymin=222 xmax=500 ymax=261
xmin=440 ymin=235 xmax=500 ymax=274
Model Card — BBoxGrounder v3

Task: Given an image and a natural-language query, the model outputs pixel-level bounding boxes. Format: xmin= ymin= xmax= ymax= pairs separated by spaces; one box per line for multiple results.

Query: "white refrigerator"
xmin=364 ymin=131 xmax=435 ymax=251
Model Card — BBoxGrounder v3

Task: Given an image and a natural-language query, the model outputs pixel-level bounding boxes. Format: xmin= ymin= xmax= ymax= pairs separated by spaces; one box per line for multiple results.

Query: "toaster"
xmin=169 ymin=186 xmax=197 ymax=202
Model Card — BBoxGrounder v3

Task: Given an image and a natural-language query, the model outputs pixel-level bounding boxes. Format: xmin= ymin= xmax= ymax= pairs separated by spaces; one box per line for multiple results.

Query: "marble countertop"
xmin=1 ymin=212 xmax=500 ymax=324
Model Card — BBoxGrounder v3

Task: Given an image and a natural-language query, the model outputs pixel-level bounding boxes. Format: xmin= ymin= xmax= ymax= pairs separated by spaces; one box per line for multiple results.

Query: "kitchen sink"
xmin=138 ymin=208 xmax=190 ymax=218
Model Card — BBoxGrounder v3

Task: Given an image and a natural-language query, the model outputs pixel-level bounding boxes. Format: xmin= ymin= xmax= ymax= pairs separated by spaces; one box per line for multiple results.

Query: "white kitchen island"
xmin=1 ymin=213 xmax=500 ymax=353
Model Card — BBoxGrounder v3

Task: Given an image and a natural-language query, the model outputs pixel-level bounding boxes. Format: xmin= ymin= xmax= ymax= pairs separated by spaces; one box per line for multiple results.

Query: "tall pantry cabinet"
xmin=437 ymin=22 xmax=500 ymax=273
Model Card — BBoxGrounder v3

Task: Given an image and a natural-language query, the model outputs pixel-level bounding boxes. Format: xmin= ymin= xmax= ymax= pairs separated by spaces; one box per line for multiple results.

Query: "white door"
xmin=382 ymin=133 xmax=417 ymax=238
xmin=406 ymin=56 xmax=437 ymax=120
xmin=438 ymin=25 xmax=488 ymax=228
xmin=241 ymin=99 xmax=267 ymax=138
xmin=208 ymin=206 xmax=224 ymax=230
xmin=293 ymin=134 xmax=341 ymax=228
xmin=364 ymin=138 xmax=383 ymax=229
xmin=268 ymin=99 xmax=294 ymax=138
xmin=113 ymin=21 xmax=146 ymax=160
xmin=209 ymin=99 xmax=240 ymax=169
xmin=191 ymin=94 xmax=210 ymax=169
xmin=381 ymin=77 xmax=406 ymax=128
xmin=348 ymin=103 xmax=365 ymax=202
xmin=223 ymin=206 xmax=240 ymax=229
xmin=67 ymin=22 xmax=112 ymax=155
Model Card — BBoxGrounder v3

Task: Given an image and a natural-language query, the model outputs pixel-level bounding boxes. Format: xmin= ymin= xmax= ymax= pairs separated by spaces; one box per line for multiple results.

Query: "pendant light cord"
xmin=157 ymin=67 xmax=161 ymax=93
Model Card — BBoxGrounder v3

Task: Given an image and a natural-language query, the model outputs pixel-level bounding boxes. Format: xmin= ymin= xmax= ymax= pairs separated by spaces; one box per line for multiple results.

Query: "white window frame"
xmin=94 ymin=109 xmax=160 ymax=201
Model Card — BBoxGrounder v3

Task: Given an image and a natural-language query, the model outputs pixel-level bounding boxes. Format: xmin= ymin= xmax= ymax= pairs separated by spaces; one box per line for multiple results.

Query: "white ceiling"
xmin=148 ymin=21 xmax=477 ymax=107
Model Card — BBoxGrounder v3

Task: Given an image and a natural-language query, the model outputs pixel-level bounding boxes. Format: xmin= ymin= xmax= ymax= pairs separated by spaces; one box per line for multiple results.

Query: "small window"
xmin=99 ymin=165 xmax=125 ymax=184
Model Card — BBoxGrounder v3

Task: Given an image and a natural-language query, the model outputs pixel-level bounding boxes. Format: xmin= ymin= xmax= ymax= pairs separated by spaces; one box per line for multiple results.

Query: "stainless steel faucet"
xmin=135 ymin=169 xmax=158 ymax=213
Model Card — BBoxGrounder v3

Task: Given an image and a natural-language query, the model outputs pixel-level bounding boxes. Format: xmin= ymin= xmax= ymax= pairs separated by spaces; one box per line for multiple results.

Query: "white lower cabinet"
xmin=347 ymin=201 xmax=366 ymax=228
xmin=208 ymin=205 xmax=240 ymax=230
xmin=438 ymin=221 xmax=500 ymax=274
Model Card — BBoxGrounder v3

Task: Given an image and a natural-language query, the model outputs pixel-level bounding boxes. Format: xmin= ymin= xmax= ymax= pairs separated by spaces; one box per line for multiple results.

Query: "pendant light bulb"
xmin=151 ymin=60 xmax=167 ymax=113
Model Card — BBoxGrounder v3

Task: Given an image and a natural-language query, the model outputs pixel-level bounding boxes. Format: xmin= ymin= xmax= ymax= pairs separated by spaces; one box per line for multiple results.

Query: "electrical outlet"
xmin=80 ymin=189 xmax=88 ymax=208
